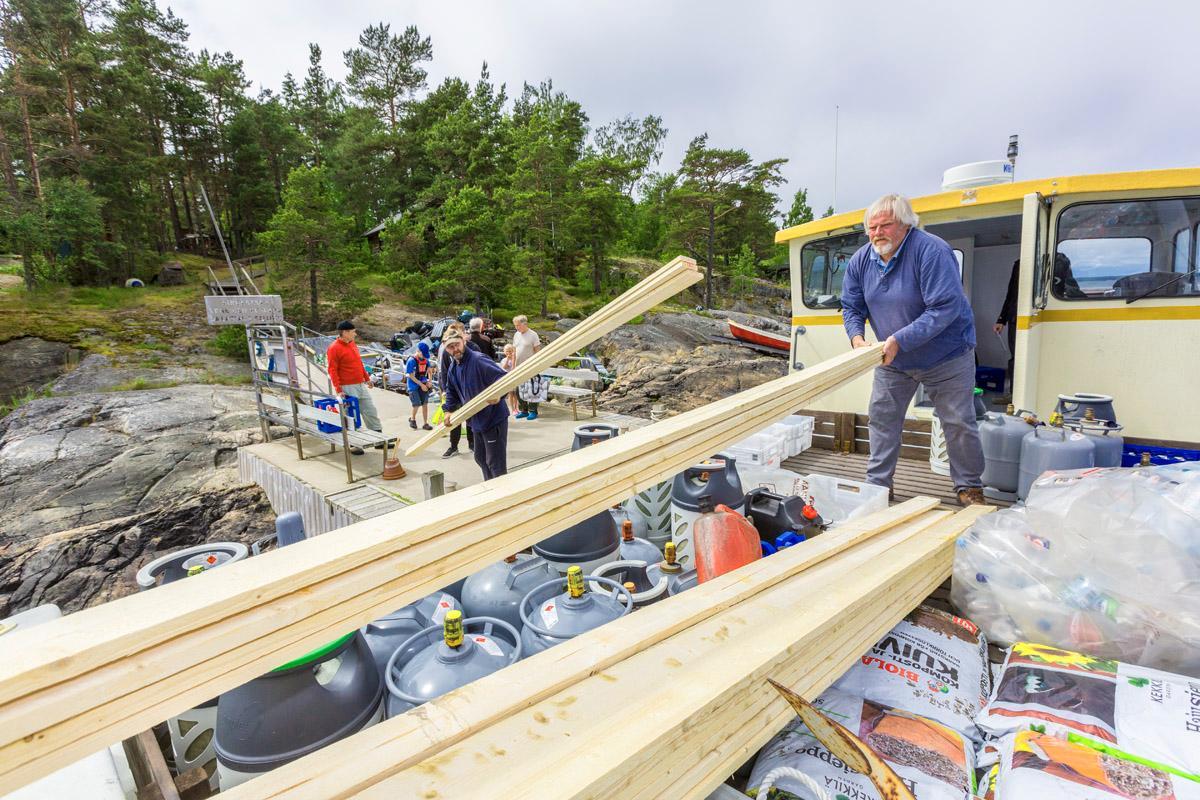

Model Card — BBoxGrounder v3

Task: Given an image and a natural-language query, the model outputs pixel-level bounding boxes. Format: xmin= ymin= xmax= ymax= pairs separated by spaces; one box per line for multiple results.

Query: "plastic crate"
xmin=1121 ymin=443 xmax=1200 ymax=468
xmin=793 ymin=473 xmax=889 ymax=526
xmin=735 ymin=465 xmax=807 ymax=496
xmin=724 ymin=435 xmax=784 ymax=469
xmin=778 ymin=415 xmax=815 ymax=455
xmin=313 ymin=396 xmax=361 ymax=434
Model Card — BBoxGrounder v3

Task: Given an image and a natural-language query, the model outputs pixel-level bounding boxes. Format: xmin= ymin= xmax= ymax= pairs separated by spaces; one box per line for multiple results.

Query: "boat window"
xmin=799 ymin=231 xmax=866 ymax=309
xmin=1053 ymin=197 xmax=1200 ymax=300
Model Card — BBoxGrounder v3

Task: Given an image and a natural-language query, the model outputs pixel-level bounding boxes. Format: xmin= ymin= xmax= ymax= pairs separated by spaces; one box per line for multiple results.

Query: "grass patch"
xmin=110 ymin=377 xmax=181 ymax=392
xmin=202 ymin=371 xmax=251 ymax=386
xmin=1 ymin=386 xmax=53 ymax=417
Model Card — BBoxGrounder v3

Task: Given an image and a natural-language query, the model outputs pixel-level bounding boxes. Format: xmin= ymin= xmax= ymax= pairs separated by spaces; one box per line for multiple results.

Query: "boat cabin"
xmin=777 ymin=168 xmax=1200 ymax=445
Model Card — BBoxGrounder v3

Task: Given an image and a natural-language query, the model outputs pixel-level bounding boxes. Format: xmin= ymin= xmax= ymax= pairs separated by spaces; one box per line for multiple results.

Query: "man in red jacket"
xmin=325 ymin=321 xmax=383 ymax=455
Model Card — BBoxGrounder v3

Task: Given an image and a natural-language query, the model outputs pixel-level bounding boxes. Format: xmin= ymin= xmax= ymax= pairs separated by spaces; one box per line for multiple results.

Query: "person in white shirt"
xmin=510 ymin=314 xmax=542 ymax=420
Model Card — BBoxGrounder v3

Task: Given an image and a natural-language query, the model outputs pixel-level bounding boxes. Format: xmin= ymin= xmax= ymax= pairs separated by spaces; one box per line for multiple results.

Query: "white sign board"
xmin=205 ymin=295 xmax=284 ymax=326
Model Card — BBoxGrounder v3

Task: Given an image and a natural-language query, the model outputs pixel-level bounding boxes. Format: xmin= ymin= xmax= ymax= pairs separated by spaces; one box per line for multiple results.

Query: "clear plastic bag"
xmin=951 ymin=466 xmax=1200 ymax=674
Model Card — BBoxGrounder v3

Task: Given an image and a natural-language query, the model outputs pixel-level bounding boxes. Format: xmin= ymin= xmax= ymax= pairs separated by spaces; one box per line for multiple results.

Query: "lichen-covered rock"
xmin=0 ymin=385 xmax=274 ymax=616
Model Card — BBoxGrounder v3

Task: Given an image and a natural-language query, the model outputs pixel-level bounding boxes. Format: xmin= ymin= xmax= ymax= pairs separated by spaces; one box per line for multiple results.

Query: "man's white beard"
xmin=872 ymin=240 xmax=894 ymax=258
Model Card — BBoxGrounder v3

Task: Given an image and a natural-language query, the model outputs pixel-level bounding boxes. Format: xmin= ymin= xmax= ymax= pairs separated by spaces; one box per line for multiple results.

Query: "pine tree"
xmin=784 ymin=187 xmax=813 ymax=227
xmin=343 ymin=23 xmax=432 ymax=132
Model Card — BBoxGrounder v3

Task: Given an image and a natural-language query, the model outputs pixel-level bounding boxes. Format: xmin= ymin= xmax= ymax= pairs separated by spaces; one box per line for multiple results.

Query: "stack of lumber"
xmin=405 ymin=254 xmax=702 ymax=456
xmin=0 ymin=344 xmax=882 ymax=794
xmin=224 ymin=500 xmax=990 ymax=799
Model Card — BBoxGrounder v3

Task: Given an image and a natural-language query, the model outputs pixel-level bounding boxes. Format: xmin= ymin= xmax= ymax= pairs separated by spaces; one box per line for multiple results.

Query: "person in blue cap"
xmin=405 ymin=341 xmax=434 ymax=430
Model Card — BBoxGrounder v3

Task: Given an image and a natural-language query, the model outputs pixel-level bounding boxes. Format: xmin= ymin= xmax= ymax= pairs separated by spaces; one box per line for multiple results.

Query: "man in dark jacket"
xmin=441 ymin=329 xmax=510 ymax=480
xmin=468 ymin=317 xmax=498 ymax=360
xmin=994 ymin=258 xmax=1019 ymax=393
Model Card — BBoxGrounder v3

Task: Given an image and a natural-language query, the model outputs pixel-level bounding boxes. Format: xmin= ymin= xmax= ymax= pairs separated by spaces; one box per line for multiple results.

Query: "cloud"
xmin=173 ymin=0 xmax=1200 ymax=216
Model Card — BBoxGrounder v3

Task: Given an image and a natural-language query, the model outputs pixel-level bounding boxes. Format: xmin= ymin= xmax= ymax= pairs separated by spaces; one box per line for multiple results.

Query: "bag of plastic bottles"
xmin=951 ymin=465 xmax=1200 ymax=674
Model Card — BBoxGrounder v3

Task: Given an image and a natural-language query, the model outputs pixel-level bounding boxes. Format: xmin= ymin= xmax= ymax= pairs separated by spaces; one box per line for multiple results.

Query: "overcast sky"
xmin=174 ymin=0 xmax=1199 ymax=216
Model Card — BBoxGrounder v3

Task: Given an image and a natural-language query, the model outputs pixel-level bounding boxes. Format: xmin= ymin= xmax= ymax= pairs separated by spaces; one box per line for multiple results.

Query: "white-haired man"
xmin=841 ymin=194 xmax=986 ymax=506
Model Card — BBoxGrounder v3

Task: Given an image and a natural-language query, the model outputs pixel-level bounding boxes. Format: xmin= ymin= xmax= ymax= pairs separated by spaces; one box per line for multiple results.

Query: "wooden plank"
xmin=0 ymin=345 xmax=882 ymax=794
xmin=355 ymin=506 xmax=992 ymax=799
xmin=222 ymin=499 xmax=942 ymax=799
xmin=406 ymin=256 xmax=702 ymax=455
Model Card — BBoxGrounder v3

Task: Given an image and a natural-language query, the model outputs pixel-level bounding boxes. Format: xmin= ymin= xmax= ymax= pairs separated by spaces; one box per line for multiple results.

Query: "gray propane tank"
xmin=461 ymin=553 xmax=558 ymax=631
xmin=535 ymin=427 xmax=621 ymax=572
xmin=1068 ymin=410 xmax=1125 ymax=468
xmin=591 ymin=560 xmax=669 ymax=608
xmin=136 ymin=542 xmax=249 ymax=791
xmin=135 ymin=541 xmax=249 ymax=588
xmin=610 ymin=503 xmax=652 ymax=544
xmin=384 ymin=611 xmax=521 ymax=718
xmin=571 ymin=422 xmax=620 ymax=450
xmin=616 ymin=519 xmax=661 ymax=564
xmin=361 ymin=590 xmax=462 ymax=679
xmin=671 ymin=455 xmax=745 ymax=567
xmin=1055 ymin=392 xmax=1117 ymax=424
xmin=1017 ymin=418 xmax=1096 ymax=500
xmin=622 ymin=484 xmax=673 ymax=553
xmin=215 ymin=632 xmax=383 ymax=789
xmin=667 ymin=568 xmax=699 ymax=596
xmin=979 ymin=405 xmax=1036 ymax=499
xmin=518 ymin=566 xmax=634 ymax=655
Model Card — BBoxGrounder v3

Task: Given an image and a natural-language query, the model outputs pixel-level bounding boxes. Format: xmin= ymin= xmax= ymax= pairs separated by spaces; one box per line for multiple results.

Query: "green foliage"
xmin=822 ymin=205 xmax=835 ymax=218
xmin=784 ymin=187 xmax=813 ymax=228
xmin=207 ymin=325 xmax=248 ymax=358
xmin=0 ymin=7 xmax=797 ymax=316
xmin=729 ymin=243 xmax=757 ymax=299
xmin=0 ymin=386 xmax=52 ymax=418
xmin=259 ymin=165 xmax=374 ymax=326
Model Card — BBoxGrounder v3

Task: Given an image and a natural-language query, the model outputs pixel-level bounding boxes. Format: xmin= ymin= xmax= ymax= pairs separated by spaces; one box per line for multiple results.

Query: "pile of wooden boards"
xmin=405 ymin=254 xmax=702 ymax=456
xmin=0 ymin=344 xmax=883 ymax=794
xmin=227 ymin=500 xmax=991 ymax=798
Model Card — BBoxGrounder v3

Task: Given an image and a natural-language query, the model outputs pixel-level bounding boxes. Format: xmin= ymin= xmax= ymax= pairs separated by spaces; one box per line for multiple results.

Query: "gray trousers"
xmin=867 ymin=349 xmax=984 ymax=491
xmin=340 ymin=382 xmax=382 ymax=432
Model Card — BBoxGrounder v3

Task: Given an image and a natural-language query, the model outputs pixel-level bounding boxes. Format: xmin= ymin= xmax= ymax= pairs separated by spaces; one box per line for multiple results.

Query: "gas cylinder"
xmin=533 ymin=510 xmax=619 ymax=573
xmin=1055 ymin=393 xmax=1117 ymax=424
xmin=592 ymin=560 xmax=669 ymax=608
xmin=215 ymin=632 xmax=383 ymax=788
xmin=571 ymin=422 xmax=620 ymax=450
xmin=609 ymin=503 xmax=652 ymax=543
xmin=383 ymin=610 xmax=522 ymax=718
xmin=1017 ymin=416 xmax=1096 ymax=500
xmin=691 ymin=497 xmax=762 ymax=584
xmin=518 ymin=566 xmax=633 ymax=655
xmin=623 ymin=483 xmax=673 ymax=553
xmin=361 ymin=590 xmax=462 ymax=679
xmin=460 ymin=553 xmax=557 ymax=631
xmin=1068 ymin=409 xmax=1125 ymax=468
xmin=136 ymin=542 xmax=249 ymax=791
xmin=617 ymin=519 xmax=661 ymax=564
xmin=135 ymin=542 xmax=249 ymax=588
xmin=980 ymin=405 xmax=1036 ymax=498
xmin=671 ymin=456 xmax=745 ymax=567
xmin=667 ymin=568 xmax=698 ymax=596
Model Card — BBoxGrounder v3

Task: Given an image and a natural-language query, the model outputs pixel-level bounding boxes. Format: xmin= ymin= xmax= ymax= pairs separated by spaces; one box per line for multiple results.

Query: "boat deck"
xmin=782 ymin=448 xmax=1015 ymax=510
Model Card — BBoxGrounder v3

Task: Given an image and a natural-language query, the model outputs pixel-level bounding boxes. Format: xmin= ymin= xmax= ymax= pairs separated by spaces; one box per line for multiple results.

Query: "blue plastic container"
xmin=1121 ymin=443 xmax=1200 ymax=468
xmin=314 ymin=396 xmax=362 ymax=434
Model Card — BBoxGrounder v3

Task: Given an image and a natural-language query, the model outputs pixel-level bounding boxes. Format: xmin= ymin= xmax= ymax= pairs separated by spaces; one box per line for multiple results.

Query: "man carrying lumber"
xmin=326 ymin=321 xmax=385 ymax=455
xmin=841 ymin=194 xmax=986 ymax=506
xmin=441 ymin=328 xmax=510 ymax=480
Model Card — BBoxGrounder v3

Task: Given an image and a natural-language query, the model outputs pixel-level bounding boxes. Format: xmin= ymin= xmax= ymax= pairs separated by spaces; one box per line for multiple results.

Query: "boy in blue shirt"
xmin=841 ymin=194 xmax=985 ymax=505
xmin=405 ymin=341 xmax=433 ymax=430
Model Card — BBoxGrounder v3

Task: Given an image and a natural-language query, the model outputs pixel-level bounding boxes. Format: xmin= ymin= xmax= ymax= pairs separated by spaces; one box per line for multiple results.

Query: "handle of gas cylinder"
xmin=384 ymin=616 xmax=522 ymax=706
xmin=683 ymin=455 xmax=727 ymax=481
xmin=518 ymin=575 xmax=634 ymax=641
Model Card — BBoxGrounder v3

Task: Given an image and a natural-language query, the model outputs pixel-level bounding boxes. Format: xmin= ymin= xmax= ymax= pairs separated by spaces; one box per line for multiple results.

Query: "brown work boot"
xmin=957 ymin=487 xmax=986 ymax=506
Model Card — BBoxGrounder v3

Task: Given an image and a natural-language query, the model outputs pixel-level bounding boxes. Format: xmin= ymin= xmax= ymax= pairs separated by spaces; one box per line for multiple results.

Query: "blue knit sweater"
xmin=840 ymin=228 xmax=976 ymax=371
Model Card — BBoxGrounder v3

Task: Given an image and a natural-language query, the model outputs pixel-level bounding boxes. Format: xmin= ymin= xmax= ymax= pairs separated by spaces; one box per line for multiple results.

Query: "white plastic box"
xmin=778 ymin=415 xmax=815 ymax=455
xmin=733 ymin=466 xmax=889 ymax=526
xmin=724 ymin=433 xmax=784 ymax=469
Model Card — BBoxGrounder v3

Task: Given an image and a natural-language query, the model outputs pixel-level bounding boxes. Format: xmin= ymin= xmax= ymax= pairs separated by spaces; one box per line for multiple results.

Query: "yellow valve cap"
xmin=664 ymin=541 xmax=677 ymax=565
xmin=623 ymin=581 xmax=636 ymax=592
xmin=566 ymin=565 xmax=585 ymax=598
xmin=186 ymin=565 xmax=205 ymax=577
xmin=444 ymin=610 xmax=464 ymax=647
xmin=1084 ymin=407 xmax=1096 ymax=420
